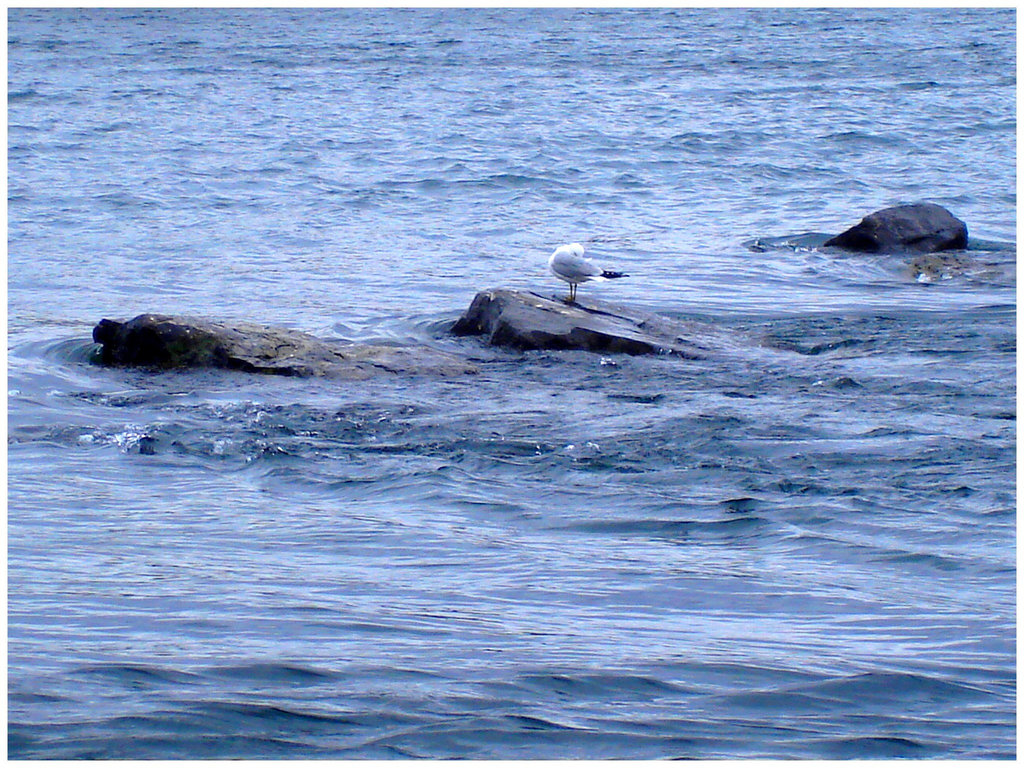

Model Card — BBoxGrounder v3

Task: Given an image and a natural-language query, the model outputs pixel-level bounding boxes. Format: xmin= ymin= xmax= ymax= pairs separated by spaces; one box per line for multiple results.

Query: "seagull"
xmin=548 ymin=242 xmax=628 ymax=303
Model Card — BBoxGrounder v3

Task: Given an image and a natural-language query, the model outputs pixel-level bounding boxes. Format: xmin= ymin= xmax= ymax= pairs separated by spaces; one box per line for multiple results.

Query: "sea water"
xmin=7 ymin=7 xmax=1016 ymax=759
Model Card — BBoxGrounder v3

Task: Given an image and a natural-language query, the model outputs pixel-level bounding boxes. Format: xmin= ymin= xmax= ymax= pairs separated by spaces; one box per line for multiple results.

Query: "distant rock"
xmin=451 ymin=288 xmax=733 ymax=358
xmin=93 ymin=314 xmax=477 ymax=379
xmin=824 ymin=203 xmax=968 ymax=254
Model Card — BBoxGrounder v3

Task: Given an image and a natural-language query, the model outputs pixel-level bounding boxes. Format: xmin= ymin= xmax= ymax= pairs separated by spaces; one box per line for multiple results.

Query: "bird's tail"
xmin=601 ymin=270 xmax=628 ymax=279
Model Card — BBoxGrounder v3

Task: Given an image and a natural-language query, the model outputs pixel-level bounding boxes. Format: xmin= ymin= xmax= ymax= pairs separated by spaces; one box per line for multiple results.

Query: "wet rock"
xmin=451 ymin=288 xmax=728 ymax=358
xmin=824 ymin=203 xmax=968 ymax=254
xmin=93 ymin=314 xmax=476 ymax=379
xmin=907 ymin=252 xmax=976 ymax=282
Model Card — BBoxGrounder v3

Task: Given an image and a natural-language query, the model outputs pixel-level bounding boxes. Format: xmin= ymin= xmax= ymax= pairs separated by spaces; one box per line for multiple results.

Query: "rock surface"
xmin=824 ymin=203 xmax=968 ymax=254
xmin=906 ymin=252 xmax=979 ymax=283
xmin=93 ymin=314 xmax=477 ymax=379
xmin=451 ymin=288 xmax=730 ymax=357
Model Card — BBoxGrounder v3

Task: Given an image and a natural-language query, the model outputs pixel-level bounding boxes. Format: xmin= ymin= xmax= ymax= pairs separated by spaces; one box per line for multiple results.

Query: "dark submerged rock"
xmin=93 ymin=314 xmax=476 ymax=379
xmin=906 ymin=252 xmax=976 ymax=282
xmin=824 ymin=203 xmax=968 ymax=254
xmin=451 ymin=288 xmax=730 ymax=358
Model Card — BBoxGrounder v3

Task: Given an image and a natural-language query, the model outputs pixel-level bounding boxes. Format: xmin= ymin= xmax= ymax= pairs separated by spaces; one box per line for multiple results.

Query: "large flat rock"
xmin=93 ymin=314 xmax=477 ymax=379
xmin=451 ymin=289 xmax=729 ymax=358
xmin=824 ymin=203 xmax=968 ymax=254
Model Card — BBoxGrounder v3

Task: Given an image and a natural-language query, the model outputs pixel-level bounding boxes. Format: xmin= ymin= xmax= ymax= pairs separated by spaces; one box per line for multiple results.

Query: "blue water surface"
xmin=7 ymin=7 xmax=1016 ymax=759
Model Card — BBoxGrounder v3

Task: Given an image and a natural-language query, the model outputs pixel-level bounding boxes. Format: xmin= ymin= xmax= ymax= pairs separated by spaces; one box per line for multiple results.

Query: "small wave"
xmin=563 ymin=514 xmax=770 ymax=542
xmin=797 ymin=670 xmax=990 ymax=706
xmin=872 ymin=549 xmax=967 ymax=571
xmin=766 ymin=334 xmax=872 ymax=357
xmin=744 ymin=232 xmax=833 ymax=252
xmin=717 ymin=688 xmax=845 ymax=715
xmin=9 ymin=87 xmax=42 ymax=102
xmin=607 ymin=392 xmax=665 ymax=404
xmin=7 ymin=690 xmax=65 ymax=705
xmin=718 ymin=496 xmax=760 ymax=513
xmin=207 ymin=662 xmax=338 ymax=685
xmin=49 ymin=338 xmax=103 ymax=364
xmin=898 ymin=79 xmax=941 ymax=90
xmin=968 ymin=236 xmax=1016 ymax=252
xmin=10 ymin=335 xmax=102 ymax=365
xmin=95 ymin=190 xmax=161 ymax=209
xmin=8 ymin=422 xmax=157 ymax=454
xmin=807 ymin=735 xmax=938 ymax=759
xmin=516 ymin=671 xmax=697 ymax=699
xmin=823 ymin=130 xmax=910 ymax=147
xmin=199 ymin=700 xmax=361 ymax=727
xmin=504 ymin=713 xmax=585 ymax=732
xmin=315 ymin=617 xmax=455 ymax=639
xmin=9 ymin=727 xmax=327 ymax=760
xmin=72 ymin=662 xmax=203 ymax=688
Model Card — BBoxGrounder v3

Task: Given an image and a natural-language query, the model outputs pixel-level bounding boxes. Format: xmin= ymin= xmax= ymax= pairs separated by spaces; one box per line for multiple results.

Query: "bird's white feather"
xmin=549 ymin=243 xmax=605 ymax=284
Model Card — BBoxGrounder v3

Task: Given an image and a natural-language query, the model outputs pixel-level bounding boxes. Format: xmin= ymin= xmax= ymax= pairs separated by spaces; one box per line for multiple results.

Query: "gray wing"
xmin=553 ymin=250 xmax=604 ymax=281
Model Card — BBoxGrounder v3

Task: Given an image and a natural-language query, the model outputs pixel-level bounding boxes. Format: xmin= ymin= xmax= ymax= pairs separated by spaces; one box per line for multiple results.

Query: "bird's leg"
xmin=569 ymin=283 xmax=576 ymax=303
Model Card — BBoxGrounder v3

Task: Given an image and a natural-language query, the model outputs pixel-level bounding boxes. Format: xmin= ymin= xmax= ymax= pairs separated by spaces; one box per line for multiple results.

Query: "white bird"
xmin=548 ymin=242 xmax=628 ymax=303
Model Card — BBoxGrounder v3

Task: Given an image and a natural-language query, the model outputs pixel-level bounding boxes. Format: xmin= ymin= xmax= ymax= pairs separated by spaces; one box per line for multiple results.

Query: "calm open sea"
xmin=8 ymin=7 xmax=1016 ymax=759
